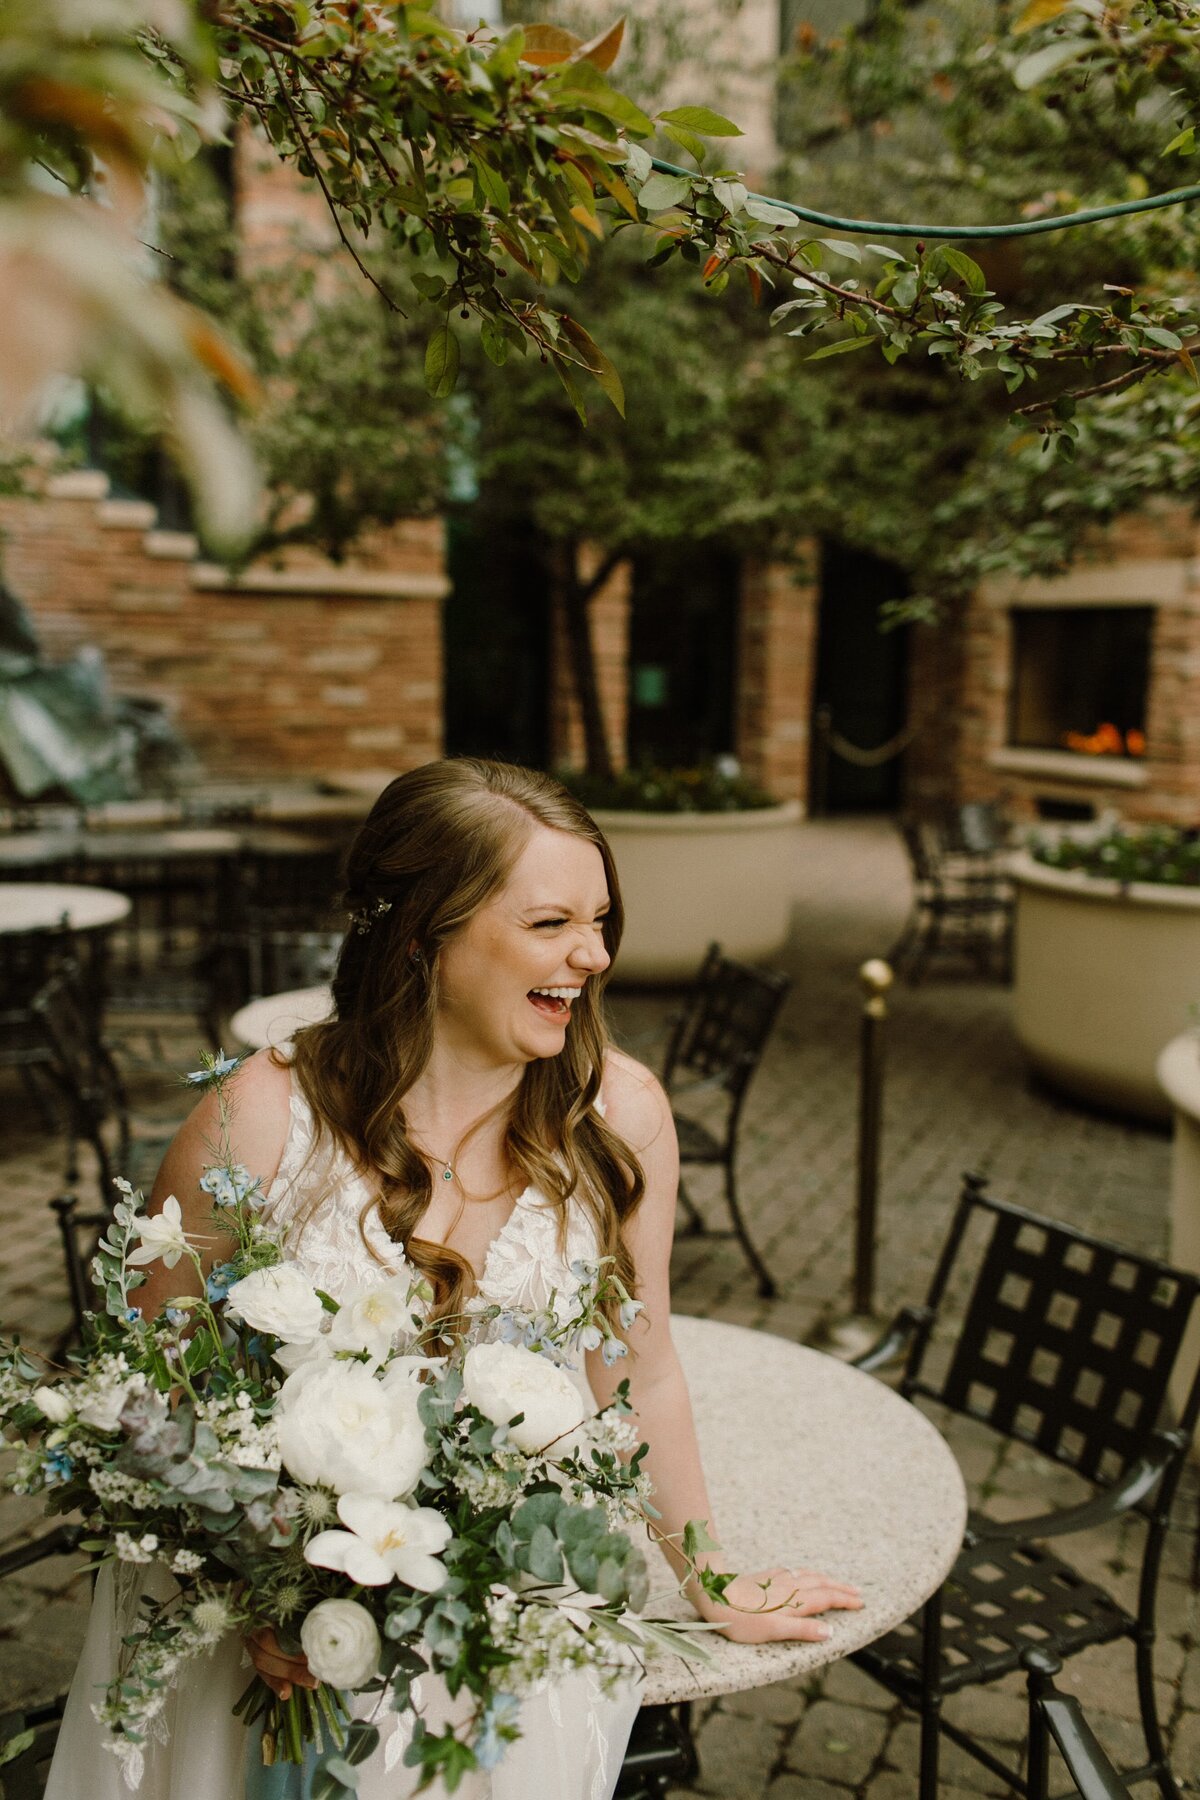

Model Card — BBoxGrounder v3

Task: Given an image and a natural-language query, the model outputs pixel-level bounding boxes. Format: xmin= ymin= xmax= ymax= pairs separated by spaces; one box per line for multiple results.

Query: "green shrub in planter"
xmin=1030 ymin=824 xmax=1200 ymax=887
xmin=558 ymin=760 xmax=776 ymax=815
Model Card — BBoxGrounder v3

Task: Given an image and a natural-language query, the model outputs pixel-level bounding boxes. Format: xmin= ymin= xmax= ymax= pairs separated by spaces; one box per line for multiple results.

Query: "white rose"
xmin=327 ymin=1278 xmax=410 ymax=1367
xmin=462 ymin=1341 xmax=586 ymax=1455
xmin=77 ymin=1372 xmax=146 ymax=1433
xmin=224 ymin=1266 xmax=327 ymax=1343
xmin=276 ymin=1361 xmax=427 ymax=1499
xmin=33 ymin=1386 xmax=72 ymax=1424
xmin=299 ymin=1598 xmax=380 ymax=1689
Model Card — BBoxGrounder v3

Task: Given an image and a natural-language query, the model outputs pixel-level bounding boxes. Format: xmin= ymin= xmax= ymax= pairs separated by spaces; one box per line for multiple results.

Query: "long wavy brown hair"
xmin=284 ymin=758 xmax=645 ymax=1333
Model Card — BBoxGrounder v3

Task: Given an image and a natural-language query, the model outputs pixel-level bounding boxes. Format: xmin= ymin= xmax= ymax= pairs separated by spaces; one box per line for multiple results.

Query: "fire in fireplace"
xmin=1008 ymin=605 xmax=1153 ymax=759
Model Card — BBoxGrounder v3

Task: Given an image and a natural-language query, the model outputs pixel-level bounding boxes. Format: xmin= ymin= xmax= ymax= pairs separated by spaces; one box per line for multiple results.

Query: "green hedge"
xmin=559 ymin=761 xmax=777 ymax=814
xmin=1031 ymin=825 xmax=1200 ymax=887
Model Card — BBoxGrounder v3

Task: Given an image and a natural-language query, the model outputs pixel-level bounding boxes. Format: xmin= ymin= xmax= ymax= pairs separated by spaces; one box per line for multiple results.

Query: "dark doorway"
xmin=811 ymin=542 xmax=909 ymax=812
xmin=442 ymin=511 xmax=550 ymax=766
xmin=627 ymin=545 xmax=740 ymax=765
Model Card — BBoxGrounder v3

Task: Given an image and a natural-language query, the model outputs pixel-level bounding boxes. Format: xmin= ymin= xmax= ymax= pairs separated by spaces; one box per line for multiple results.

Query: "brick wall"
xmin=735 ymin=553 xmax=819 ymax=805
xmin=1 ymin=472 xmax=448 ymax=782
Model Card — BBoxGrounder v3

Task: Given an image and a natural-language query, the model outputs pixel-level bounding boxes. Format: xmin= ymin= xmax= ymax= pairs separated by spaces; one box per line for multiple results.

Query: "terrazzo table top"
xmin=644 ymin=1315 xmax=967 ymax=1705
xmin=231 ymin=984 xmax=333 ymax=1050
xmin=0 ymin=882 xmax=131 ymax=934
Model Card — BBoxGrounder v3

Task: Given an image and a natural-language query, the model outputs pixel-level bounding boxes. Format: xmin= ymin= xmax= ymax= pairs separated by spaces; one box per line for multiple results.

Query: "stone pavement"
xmin=0 ymin=816 xmax=1195 ymax=1797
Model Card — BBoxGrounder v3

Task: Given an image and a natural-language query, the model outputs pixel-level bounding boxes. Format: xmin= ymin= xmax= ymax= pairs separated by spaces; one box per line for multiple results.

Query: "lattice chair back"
xmin=906 ymin=1178 xmax=1200 ymax=1490
xmin=258 ymin=929 xmax=344 ymax=996
xmin=899 ymin=818 xmax=940 ymax=889
xmin=662 ymin=942 xmax=791 ymax=1100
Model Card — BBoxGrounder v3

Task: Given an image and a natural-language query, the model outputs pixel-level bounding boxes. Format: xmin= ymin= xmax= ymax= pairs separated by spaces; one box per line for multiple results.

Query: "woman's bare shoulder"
xmin=153 ymin=1050 xmax=294 ymax=1203
xmin=600 ymin=1047 xmax=672 ymax=1154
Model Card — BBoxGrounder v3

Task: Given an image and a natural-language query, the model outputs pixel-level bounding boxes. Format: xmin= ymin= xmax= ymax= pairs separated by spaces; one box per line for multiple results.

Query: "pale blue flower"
xmin=476 ymin=1694 xmax=521 ymax=1770
xmin=206 ymin=1261 xmax=237 ymax=1303
xmin=618 ymin=1299 xmax=643 ymax=1331
xmin=601 ymin=1336 xmax=628 ymax=1366
xmin=164 ymin=1307 xmax=187 ymax=1328
xmin=43 ymin=1448 xmax=74 ymax=1484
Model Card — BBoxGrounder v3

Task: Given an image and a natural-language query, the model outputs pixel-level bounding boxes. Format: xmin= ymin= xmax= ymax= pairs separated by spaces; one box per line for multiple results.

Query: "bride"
xmin=46 ymin=758 xmax=860 ymax=1800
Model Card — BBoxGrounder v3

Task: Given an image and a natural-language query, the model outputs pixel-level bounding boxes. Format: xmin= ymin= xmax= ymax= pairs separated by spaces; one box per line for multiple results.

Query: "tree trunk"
xmin=550 ymin=539 xmax=623 ymax=782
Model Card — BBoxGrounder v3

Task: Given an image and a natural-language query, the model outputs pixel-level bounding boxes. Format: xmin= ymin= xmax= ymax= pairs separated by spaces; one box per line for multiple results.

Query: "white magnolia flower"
xmin=299 ymin=1598 xmax=380 ymax=1689
xmin=125 ymin=1197 xmax=195 ymax=1270
xmin=327 ymin=1277 xmax=410 ymax=1366
xmin=224 ymin=1265 xmax=326 ymax=1342
xmin=276 ymin=1361 xmax=427 ymax=1499
xmin=462 ymin=1341 xmax=586 ymax=1455
xmin=305 ymin=1493 xmax=451 ymax=1591
xmin=33 ymin=1386 xmax=72 ymax=1424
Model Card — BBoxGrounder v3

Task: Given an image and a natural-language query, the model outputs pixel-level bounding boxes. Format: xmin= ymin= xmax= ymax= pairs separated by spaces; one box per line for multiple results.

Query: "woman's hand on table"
xmin=696 ymin=1566 xmax=863 ymax=1645
xmin=245 ymin=1626 xmax=318 ymax=1701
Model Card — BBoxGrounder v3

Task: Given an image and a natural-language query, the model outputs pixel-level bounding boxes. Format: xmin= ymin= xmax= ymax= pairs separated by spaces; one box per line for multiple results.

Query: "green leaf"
xmin=815 ymin=237 xmax=862 ymax=263
xmin=681 ymin=1518 xmax=721 ymax=1560
xmin=424 ymin=321 xmax=460 ymax=399
xmin=624 ymin=143 xmax=653 ymax=184
xmin=938 ymin=247 xmax=987 ymax=295
xmin=480 ymin=317 xmax=510 ymax=366
xmin=637 ymin=172 xmax=692 ymax=213
xmin=472 ymin=156 xmax=510 ymax=215
xmin=560 ymin=315 xmax=625 ymax=417
xmin=551 ymin=350 xmax=589 ymax=425
xmin=712 ymin=179 xmax=748 ymax=216
xmin=663 ymin=124 xmax=707 ymax=166
xmin=806 ymin=335 xmax=875 ymax=361
xmin=658 ymin=106 xmax=743 ymax=137
xmin=1144 ymin=326 xmax=1184 ymax=350
xmin=0 ymin=1729 xmax=34 ymax=1768
xmin=1163 ymin=127 xmax=1196 ymax=158
xmin=1013 ymin=39 xmax=1091 ymax=90
xmin=744 ymin=198 xmax=796 ymax=228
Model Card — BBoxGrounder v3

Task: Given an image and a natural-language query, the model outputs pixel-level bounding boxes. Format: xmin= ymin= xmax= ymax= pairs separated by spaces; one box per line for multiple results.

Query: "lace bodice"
xmin=263 ymin=1071 xmax=603 ymax=1324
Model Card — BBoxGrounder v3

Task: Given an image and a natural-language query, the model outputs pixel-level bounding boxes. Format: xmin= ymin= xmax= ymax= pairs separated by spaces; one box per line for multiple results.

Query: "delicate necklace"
xmin=421 ymin=1147 xmax=456 ymax=1184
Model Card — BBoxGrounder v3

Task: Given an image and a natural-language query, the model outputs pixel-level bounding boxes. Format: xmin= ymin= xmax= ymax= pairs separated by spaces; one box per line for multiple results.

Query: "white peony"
xmin=462 ymin=1341 xmax=586 ymax=1455
xmin=33 ymin=1386 xmax=72 ymax=1424
xmin=299 ymin=1598 xmax=380 ymax=1689
xmin=77 ymin=1371 xmax=147 ymax=1433
xmin=271 ymin=1335 xmax=334 ymax=1376
xmin=125 ymin=1197 xmax=196 ymax=1270
xmin=305 ymin=1494 xmax=451 ymax=1591
xmin=276 ymin=1361 xmax=428 ymax=1499
xmin=224 ymin=1265 xmax=327 ymax=1343
xmin=327 ymin=1277 xmax=410 ymax=1367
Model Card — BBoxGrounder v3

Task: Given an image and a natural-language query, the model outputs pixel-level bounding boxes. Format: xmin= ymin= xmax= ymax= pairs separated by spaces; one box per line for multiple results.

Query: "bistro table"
xmin=648 ymin=1315 xmax=966 ymax=1703
xmin=0 ymin=882 xmax=131 ymax=935
xmin=230 ymin=983 xmax=333 ymax=1049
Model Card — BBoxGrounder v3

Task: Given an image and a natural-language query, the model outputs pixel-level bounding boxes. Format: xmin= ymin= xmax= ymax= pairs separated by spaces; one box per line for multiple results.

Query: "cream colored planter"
xmin=1156 ymin=1035 xmax=1200 ymax=1453
xmin=1013 ymin=851 xmax=1200 ymax=1123
xmin=594 ymin=802 xmax=803 ymax=983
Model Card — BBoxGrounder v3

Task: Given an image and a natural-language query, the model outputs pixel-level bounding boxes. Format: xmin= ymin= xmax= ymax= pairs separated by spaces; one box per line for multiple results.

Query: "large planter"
xmin=1155 ymin=1035 xmax=1200 ymax=1454
xmin=1013 ymin=851 xmax=1200 ymax=1123
xmin=593 ymin=801 xmax=804 ymax=983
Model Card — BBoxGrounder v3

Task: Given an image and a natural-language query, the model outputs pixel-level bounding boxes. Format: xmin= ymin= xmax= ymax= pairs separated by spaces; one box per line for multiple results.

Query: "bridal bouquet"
xmin=0 ymin=1055 xmax=722 ymax=1795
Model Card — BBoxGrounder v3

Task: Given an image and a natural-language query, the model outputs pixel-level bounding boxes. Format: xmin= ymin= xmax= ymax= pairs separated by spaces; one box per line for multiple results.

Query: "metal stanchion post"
xmin=821 ymin=957 xmax=894 ymax=1359
xmin=811 ymin=704 xmax=832 ymax=819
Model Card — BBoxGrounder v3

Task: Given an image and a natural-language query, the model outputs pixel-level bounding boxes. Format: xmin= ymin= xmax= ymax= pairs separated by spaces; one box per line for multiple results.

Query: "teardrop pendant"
xmin=442 ymin=1166 xmax=454 ymax=1182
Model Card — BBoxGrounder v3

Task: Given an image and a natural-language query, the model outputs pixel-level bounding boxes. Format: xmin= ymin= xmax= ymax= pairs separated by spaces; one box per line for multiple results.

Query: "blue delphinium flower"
xmin=601 ymin=1336 xmax=628 ymax=1366
xmin=43 ymin=1448 xmax=74 ymax=1484
xmin=618 ymin=1299 xmax=643 ymax=1332
xmin=576 ymin=1323 xmax=604 ymax=1353
xmin=205 ymin=1261 xmax=237 ymax=1303
xmin=164 ymin=1306 xmax=188 ymax=1328
xmin=475 ymin=1694 xmax=521 ymax=1770
xmin=123 ymin=1306 xmax=142 ymax=1326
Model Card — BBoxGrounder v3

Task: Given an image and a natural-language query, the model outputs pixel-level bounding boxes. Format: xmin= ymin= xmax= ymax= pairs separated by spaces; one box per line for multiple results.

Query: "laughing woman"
xmin=46 ymin=758 xmax=860 ymax=1800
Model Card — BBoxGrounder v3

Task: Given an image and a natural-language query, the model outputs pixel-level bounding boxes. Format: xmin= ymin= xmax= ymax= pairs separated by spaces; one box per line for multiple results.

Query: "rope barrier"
xmin=823 ymin=721 xmax=919 ymax=767
xmin=648 ymin=155 xmax=1200 ymax=242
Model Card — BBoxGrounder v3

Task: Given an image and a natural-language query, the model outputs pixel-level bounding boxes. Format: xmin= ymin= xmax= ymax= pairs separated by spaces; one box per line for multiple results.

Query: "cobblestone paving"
xmin=0 ymin=817 xmax=1195 ymax=1797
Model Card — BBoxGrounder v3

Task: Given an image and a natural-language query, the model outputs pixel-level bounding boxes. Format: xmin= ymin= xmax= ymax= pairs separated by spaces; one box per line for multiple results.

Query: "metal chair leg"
xmin=676 ymin=1176 xmax=705 ymax=1236
xmin=918 ymin=1589 xmax=944 ymax=1800
xmin=723 ymin=1162 xmax=776 ymax=1299
xmin=1136 ymin=1630 xmax=1180 ymax=1800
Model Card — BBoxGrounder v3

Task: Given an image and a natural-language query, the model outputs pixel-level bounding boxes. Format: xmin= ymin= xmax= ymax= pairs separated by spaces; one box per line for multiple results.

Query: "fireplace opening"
xmin=1008 ymin=605 xmax=1153 ymax=758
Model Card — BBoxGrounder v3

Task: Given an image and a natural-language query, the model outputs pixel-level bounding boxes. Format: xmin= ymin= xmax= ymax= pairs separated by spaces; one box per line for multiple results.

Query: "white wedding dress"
xmin=45 ymin=1073 xmax=642 ymax=1800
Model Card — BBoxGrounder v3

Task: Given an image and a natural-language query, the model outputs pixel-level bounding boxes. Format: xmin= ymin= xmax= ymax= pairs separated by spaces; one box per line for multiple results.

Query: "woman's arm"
xmin=133 ymin=1049 xmax=294 ymax=1320
xmin=587 ymin=1050 xmax=861 ymax=1644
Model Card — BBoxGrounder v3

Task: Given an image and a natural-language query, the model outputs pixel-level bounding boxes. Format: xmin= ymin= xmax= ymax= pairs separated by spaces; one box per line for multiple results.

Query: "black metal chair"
xmin=851 ymin=1175 xmax=1200 ymax=1800
xmin=1024 ymin=1648 xmax=1134 ymax=1800
xmin=661 ymin=942 xmax=791 ymax=1298
xmin=0 ymin=926 xmax=129 ymax=1201
xmin=891 ymin=817 xmax=1013 ymax=982
xmin=0 ymin=1524 xmax=84 ymax=1799
xmin=614 ymin=1703 xmax=698 ymax=1797
xmin=214 ymin=846 xmax=343 ymax=1011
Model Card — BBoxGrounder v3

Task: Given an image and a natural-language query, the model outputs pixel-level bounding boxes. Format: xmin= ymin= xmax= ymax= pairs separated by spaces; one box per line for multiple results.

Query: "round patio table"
xmin=646 ymin=1315 xmax=967 ymax=1704
xmin=0 ymin=882 xmax=131 ymax=934
xmin=230 ymin=983 xmax=333 ymax=1049
xmin=0 ymin=831 xmax=81 ymax=871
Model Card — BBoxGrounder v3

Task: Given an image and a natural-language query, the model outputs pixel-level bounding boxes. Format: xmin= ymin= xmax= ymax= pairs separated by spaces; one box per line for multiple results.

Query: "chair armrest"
xmin=1040 ymin=1692 xmax=1131 ymax=1800
xmin=967 ymin=1429 xmax=1184 ymax=1544
xmin=668 ymin=1071 xmax=732 ymax=1102
xmin=850 ymin=1305 xmax=933 ymax=1373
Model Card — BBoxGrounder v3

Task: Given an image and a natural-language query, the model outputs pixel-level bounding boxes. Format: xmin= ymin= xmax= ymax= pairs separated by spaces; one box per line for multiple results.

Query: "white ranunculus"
xmin=224 ymin=1265 xmax=327 ymax=1343
xmin=462 ymin=1341 xmax=586 ymax=1455
xmin=125 ymin=1196 xmax=195 ymax=1270
xmin=299 ymin=1598 xmax=380 ymax=1689
xmin=305 ymin=1493 xmax=452 ymax=1591
xmin=327 ymin=1277 xmax=410 ymax=1367
xmin=33 ymin=1386 xmax=72 ymax=1423
xmin=276 ymin=1361 xmax=428 ymax=1499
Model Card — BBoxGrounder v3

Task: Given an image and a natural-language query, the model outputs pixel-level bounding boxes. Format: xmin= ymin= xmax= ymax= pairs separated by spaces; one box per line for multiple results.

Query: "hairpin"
xmin=348 ymin=896 xmax=393 ymax=935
